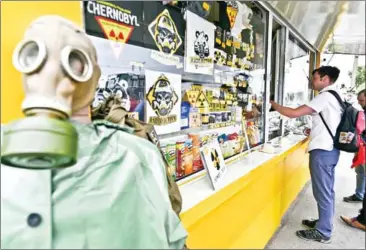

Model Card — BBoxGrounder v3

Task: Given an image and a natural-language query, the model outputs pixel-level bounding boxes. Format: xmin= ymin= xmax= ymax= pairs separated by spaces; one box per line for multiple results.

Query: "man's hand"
xmin=270 ymin=101 xmax=279 ymax=111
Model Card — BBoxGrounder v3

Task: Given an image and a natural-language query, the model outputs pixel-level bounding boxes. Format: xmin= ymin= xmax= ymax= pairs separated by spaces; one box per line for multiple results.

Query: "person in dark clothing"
xmin=340 ymin=89 xmax=366 ymax=232
xmin=343 ymin=89 xmax=366 ymax=203
xmin=340 ymin=181 xmax=366 ymax=232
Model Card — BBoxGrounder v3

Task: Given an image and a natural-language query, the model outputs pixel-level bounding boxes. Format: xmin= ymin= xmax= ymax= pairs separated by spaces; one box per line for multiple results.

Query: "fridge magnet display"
xmin=185 ymin=10 xmax=215 ymax=75
xmin=145 ymin=70 xmax=181 ymax=134
xmin=200 ymin=140 xmax=228 ymax=190
xmin=148 ymin=9 xmax=183 ymax=66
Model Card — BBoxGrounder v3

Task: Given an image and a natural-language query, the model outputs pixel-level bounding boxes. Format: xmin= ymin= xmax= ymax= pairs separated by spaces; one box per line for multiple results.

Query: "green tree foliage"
xmin=349 ymin=66 xmax=366 ymax=88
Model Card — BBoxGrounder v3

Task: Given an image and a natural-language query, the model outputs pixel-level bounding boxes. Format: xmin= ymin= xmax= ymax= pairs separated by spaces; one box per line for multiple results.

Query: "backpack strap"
xmin=318 ymin=89 xmax=345 ymax=140
xmin=319 ymin=113 xmax=335 ymax=139
xmin=327 ymin=90 xmax=346 ymax=109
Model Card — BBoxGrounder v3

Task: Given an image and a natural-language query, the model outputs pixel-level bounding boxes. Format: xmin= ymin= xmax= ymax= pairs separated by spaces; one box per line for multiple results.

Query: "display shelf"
xmin=159 ymin=121 xmax=242 ymax=142
xmin=179 ymin=134 xmax=307 ymax=213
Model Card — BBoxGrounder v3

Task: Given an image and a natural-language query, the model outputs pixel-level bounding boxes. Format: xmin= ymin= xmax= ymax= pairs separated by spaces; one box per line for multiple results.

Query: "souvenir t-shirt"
xmin=217 ymin=1 xmax=243 ymax=37
xmin=217 ymin=1 xmax=231 ymax=31
xmin=214 ymin=26 xmax=227 ymax=66
xmin=229 ymin=1 xmax=244 ymax=37
xmin=241 ymin=28 xmax=255 ymax=61
xmin=206 ymin=1 xmax=220 ymax=24
xmin=225 ymin=30 xmax=234 ymax=66
xmin=83 ymin=1 xmax=144 ymax=47
xmin=184 ymin=1 xmax=213 ymax=19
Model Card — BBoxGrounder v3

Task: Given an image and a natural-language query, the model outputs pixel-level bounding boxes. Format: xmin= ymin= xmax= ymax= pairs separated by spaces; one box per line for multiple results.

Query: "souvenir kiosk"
xmin=2 ymin=1 xmax=323 ymax=248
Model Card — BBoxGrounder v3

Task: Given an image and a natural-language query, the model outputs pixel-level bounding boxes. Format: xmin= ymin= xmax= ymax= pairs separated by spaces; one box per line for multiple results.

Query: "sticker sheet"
xmin=145 ymin=69 xmax=182 ymax=135
xmin=185 ymin=10 xmax=215 ymax=75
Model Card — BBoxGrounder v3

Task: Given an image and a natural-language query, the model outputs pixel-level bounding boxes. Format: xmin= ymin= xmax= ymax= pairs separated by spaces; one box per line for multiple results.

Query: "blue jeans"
xmin=309 ymin=148 xmax=340 ymax=238
xmin=355 ymin=164 xmax=366 ymax=199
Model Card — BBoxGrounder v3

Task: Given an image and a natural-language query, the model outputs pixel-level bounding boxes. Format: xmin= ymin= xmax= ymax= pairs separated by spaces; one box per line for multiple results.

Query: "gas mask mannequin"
xmin=1 ymin=16 xmax=101 ymax=169
xmin=1 ymin=15 xmax=188 ymax=250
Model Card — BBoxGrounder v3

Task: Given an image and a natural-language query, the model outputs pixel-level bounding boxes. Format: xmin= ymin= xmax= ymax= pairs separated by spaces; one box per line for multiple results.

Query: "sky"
xmin=321 ymin=54 xmax=365 ymax=88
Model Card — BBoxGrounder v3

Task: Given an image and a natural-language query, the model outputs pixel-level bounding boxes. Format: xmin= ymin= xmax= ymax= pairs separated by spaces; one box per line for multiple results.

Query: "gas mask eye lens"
xmin=69 ymin=51 xmax=86 ymax=77
xmin=61 ymin=46 xmax=93 ymax=83
xmin=21 ymin=42 xmax=39 ymax=67
xmin=12 ymin=39 xmax=47 ymax=74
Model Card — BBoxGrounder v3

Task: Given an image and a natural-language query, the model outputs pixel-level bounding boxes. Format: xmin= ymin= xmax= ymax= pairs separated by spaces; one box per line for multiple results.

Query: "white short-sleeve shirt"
xmin=307 ymin=85 xmax=344 ymax=152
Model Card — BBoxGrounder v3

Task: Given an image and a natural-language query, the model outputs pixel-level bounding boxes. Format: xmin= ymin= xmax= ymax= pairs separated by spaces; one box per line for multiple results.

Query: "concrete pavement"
xmin=266 ymin=152 xmax=365 ymax=249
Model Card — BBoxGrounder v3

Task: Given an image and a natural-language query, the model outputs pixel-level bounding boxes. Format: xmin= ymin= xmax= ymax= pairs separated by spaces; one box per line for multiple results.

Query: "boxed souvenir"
xmin=176 ymin=139 xmax=194 ymax=178
xmin=181 ymin=101 xmax=191 ymax=129
xmin=162 ymin=144 xmax=177 ymax=180
xmin=188 ymin=133 xmax=204 ymax=172
xmin=189 ymin=108 xmax=202 ymax=128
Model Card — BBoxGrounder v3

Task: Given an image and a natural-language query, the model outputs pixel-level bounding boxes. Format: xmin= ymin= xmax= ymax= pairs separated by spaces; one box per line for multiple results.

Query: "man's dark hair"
xmin=358 ymin=89 xmax=366 ymax=96
xmin=312 ymin=66 xmax=340 ymax=83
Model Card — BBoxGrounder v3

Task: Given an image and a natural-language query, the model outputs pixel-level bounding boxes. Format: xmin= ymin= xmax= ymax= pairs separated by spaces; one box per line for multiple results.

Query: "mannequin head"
xmin=1 ymin=15 xmax=101 ymax=169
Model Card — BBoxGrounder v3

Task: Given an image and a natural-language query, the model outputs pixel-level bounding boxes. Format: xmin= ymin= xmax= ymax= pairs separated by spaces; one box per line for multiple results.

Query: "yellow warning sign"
xmin=95 ymin=16 xmax=134 ymax=44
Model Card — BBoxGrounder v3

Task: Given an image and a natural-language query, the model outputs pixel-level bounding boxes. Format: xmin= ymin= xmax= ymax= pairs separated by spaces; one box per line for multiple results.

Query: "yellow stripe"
xmin=180 ymin=139 xmax=310 ymax=248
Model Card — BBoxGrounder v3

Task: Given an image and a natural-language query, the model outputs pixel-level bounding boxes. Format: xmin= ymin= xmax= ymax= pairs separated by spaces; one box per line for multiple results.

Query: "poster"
xmin=91 ymin=73 xmax=145 ymax=121
xmin=145 ymin=2 xmax=184 ymax=66
xmin=200 ymin=140 xmax=228 ymax=190
xmin=185 ymin=10 xmax=215 ymax=75
xmin=83 ymin=1 xmax=144 ymax=58
xmin=145 ymin=70 xmax=181 ymax=135
xmin=143 ymin=2 xmax=185 ymax=55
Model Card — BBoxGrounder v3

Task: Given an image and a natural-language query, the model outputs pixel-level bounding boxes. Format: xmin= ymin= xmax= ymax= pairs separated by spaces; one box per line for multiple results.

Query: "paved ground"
xmin=266 ymin=152 xmax=365 ymax=249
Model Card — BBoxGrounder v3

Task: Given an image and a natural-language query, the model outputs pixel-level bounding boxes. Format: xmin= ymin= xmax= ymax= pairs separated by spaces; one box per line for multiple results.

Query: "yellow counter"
xmin=180 ymin=138 xmax=310 ymax=249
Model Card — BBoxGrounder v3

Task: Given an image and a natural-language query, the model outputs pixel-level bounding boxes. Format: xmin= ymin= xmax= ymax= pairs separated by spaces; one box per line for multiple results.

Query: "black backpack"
xmin=320 ymin=90 xmax=360 ymax=153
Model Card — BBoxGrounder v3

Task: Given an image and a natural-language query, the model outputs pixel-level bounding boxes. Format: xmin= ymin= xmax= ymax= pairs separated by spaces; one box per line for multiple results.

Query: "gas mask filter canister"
xmin=1 ymin=16 xmax=100 ymax=169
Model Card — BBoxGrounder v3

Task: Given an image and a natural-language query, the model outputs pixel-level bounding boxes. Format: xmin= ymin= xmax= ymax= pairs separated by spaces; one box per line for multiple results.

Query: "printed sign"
xmin=185 ymin=10 xmax=215 ymax=75
xmin=200 ymin=140 xmax=228 ymax=190
xmin=145 ymin=70 xmax=181 ymax=135
xmin=148 ymin=8 xmax=183 ymax=66
xmin=83 ymin=1 xmax=144 ymax=57
xmin=148 ymin=9 xmax=182 ymax=56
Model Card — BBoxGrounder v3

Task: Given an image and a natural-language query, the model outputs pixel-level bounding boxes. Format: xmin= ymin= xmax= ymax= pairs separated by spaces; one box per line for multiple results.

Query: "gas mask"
xmin=1 ymin=16 xmax=101 ymax=169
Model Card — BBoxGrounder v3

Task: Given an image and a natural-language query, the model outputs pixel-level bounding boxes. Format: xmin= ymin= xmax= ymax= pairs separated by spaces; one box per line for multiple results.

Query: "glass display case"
xmin=283 ymin=35 xmax=312 ymax=135
xmin=83 ymin=0 xmax=268 ymax=182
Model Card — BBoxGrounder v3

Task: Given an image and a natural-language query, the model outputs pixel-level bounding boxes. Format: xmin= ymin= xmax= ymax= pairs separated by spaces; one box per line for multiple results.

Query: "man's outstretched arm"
xmin=270 ymin=101 xmax=315 ymax=119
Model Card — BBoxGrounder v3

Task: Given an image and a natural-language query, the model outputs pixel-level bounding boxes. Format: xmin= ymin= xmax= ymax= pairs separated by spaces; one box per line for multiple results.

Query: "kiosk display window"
xmin=84 ymin=0 xmax=268 ymax=183
xmin=283 ymin=35 xmax=312 ymax=135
